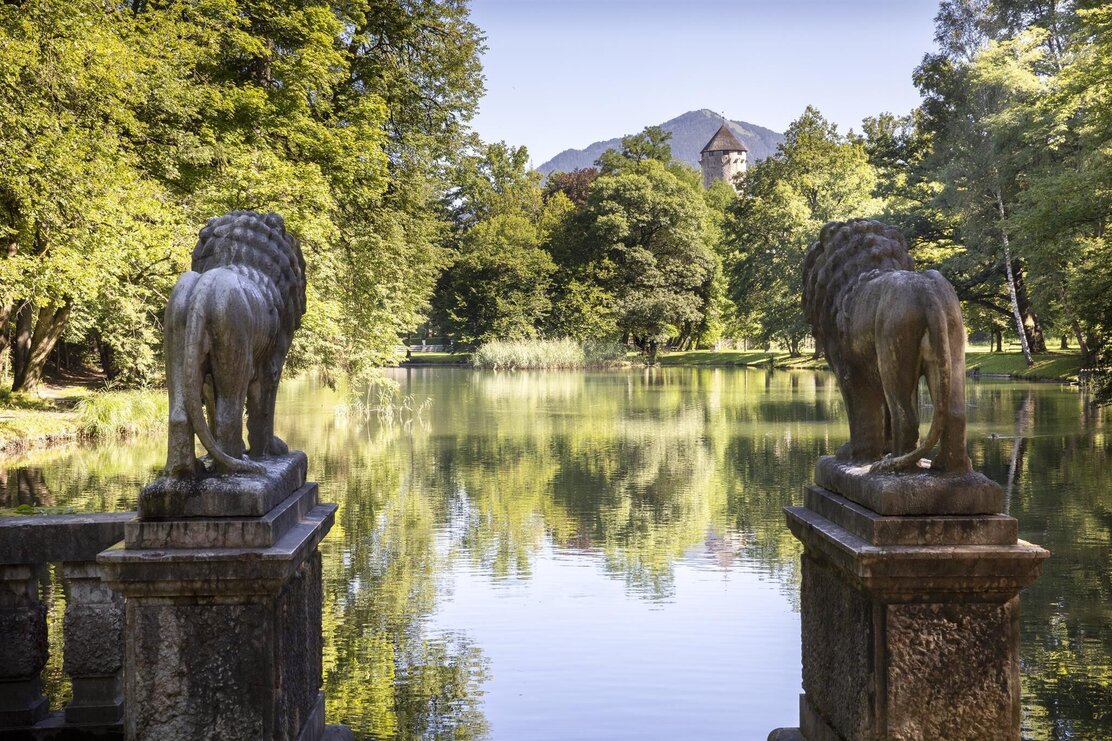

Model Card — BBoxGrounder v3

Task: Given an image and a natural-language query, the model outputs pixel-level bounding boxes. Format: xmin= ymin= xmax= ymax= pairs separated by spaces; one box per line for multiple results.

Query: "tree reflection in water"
xmin=5 ymin=371 xmax=1112 ymax=740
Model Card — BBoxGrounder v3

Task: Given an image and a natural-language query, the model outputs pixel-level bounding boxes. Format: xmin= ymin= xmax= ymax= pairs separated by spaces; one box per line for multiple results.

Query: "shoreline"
xmin=1 ymin=352 xmax=1087 ymax=457
xmin=401 ymin=349 xmax=1086 ymax=385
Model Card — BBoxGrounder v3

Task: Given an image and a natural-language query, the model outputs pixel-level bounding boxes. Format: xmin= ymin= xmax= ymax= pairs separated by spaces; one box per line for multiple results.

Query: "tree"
xmin=573 ymin=159 xmax=715 ymax=360
xmin=596 ymin=126 xmax=675 ymax=174
xmin=543 ymin=168 xmax=599 ymax=207
xmin=724 ymin=106 xmax=878 ymax=355
xmin=1009 ymin=5 xmax=1112 ymax=381
xmin=0 ymin=0 xmax=183 ymax=392
xmin=433 ymin=143 xmax=564 ymax=344
xmin=0 ymin=0 xmax=488 ymax=389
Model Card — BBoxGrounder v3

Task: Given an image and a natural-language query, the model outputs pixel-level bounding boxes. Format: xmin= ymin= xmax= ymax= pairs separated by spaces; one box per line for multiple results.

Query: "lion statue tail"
xmin=871 ymin=295 xmax=952 ymax=474
xmin=182 ymin=273 xmax=266 ymax=475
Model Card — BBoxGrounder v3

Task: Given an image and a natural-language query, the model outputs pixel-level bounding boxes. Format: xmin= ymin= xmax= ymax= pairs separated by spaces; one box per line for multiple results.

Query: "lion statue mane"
xmin=163 ymin=211 xmax=306 ymax=477
xmin=802 ymin=219 xmax=971 ymax=474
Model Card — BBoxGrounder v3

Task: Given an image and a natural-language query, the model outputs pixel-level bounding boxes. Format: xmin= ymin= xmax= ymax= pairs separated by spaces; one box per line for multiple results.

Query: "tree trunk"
xmin=994 ymin=185 xmax=1033 ymax=366
xmin=1057 ymin=286 xmax=1091 ymax=361
xmin=11 ymin=300 xmax=73 ymax=393
xmin=1012 ymin=265 xmax=1046 ymax=353
xmin=994 ymin=327 xmax=1003 ymax=353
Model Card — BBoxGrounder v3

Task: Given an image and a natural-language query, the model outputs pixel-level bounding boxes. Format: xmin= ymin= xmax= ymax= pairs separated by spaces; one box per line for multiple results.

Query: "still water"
xmin=4 ymin=368 xmax=1110 ymax=740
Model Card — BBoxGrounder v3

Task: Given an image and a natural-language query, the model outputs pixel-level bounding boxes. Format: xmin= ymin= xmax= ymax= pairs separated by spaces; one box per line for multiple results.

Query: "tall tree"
xmin=569 ymin=150 xmax=715 ymax=360
xmin=724 ymin=107 xmax=878 ymax=355
xmin=434 ymin=143 xmax=563 ymax=343
xmin=0 ymin=0 xmax=182 ymax=392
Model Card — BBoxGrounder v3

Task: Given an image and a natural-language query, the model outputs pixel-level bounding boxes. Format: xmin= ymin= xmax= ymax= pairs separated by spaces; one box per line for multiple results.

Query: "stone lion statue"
xmin=163 ymin=211 xmax=306 ymax=476
xmin=802 ymin=219 xmax=971 ymax=474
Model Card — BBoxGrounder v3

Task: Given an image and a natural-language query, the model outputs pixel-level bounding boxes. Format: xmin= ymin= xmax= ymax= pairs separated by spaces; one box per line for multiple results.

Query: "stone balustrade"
xmin=0 ymin=512 xmax=131 ymax=739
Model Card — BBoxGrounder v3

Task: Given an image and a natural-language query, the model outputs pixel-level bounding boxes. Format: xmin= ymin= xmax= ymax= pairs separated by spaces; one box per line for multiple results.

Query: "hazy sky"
xmin=469 ymin=0 xmax=941 ymax=166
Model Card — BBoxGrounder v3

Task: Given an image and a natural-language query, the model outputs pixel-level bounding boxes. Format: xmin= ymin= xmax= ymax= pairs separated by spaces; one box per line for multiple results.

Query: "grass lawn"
xmin=965 ymin=350 xmax=1084 ymax=381
xmin=0 ymin=386 xmax=90 ymax=452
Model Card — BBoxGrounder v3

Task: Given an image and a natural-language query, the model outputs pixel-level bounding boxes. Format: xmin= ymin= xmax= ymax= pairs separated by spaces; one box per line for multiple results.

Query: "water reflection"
xmin=5 ymin=369 xmax=1111 ymax=740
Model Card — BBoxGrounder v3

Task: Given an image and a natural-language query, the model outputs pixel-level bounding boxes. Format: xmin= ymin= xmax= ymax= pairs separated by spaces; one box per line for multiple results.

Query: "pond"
xmin=3 ymin=368 xmax=1110 ymax=740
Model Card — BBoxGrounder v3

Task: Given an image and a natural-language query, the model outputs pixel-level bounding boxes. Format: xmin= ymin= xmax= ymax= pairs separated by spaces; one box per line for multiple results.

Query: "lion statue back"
xmin=802 ymin=218 xmax=971 ymax=474
xmin=161 ymin=211 xmax=308 ymax=477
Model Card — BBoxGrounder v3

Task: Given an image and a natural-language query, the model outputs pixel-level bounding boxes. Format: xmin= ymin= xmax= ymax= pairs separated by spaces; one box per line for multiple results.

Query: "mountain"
xmin=536 ymin=109 xmax=784 ymax=176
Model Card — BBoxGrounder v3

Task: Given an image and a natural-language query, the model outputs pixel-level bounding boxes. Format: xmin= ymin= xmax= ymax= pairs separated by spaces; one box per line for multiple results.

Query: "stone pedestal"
xmin=99 ymin=454 xmax=336 ymax=741
xmin=772 ymin=457 xmax=1048 ymax=741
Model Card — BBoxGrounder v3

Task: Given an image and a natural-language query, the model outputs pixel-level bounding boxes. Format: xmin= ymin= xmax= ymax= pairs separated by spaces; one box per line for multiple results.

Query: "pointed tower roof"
xmin=701 ymin=124 xmax=748 ymax=153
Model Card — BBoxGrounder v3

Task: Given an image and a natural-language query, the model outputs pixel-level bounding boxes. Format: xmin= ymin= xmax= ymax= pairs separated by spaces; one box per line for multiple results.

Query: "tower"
xmin=699 ymin=124 xmax=748 ymax=192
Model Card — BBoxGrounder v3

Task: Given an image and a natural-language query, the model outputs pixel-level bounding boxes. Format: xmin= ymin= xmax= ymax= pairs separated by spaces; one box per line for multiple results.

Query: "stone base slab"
xmin=0 ymin=711 xmax=122 ymax=740
xmin=65 ymin=675 xmax=123 ymax=725
xmin=767 ymin=729 xmax=804 ymax=741
xmin=0 ymin=688 xmax=47 ymax=728
xmin=126 ymin=484 xmax=318 ymax=550
xmin=815 ymin=455 xmax=1003 ymax=515
xmin=804 ymin=485 xmax=1018 ymax=546
xmin=138 ymin=452 xmax=307 ymax=519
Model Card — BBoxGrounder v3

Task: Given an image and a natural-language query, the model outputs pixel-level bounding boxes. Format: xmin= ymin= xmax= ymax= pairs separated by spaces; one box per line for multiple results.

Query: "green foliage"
xmin=0 ymin=0 xmax=485 ymax=388
xmin=567 ymin=157 xmax=716 ymax=353
xmin=723 ymin=106 xmax=878 ymax=354
xmin=434 ymin=143 xmax=564 ymax=344
xmin=884 ymin=0 xmax=1112 ymax=387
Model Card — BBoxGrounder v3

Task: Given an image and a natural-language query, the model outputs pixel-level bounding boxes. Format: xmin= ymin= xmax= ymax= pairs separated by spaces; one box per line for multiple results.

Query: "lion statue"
xmin=802 ymin=219 xmax=971 ymax=474
xmin=163 ymin=211 xmax=306 ymax=477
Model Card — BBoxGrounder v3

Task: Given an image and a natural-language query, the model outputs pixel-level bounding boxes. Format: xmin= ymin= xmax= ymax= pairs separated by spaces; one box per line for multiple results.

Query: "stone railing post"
xmin=0 ymin=563 xmax=49 ymax=728
xmin=61 ymin=561 xmax=124 ymax=725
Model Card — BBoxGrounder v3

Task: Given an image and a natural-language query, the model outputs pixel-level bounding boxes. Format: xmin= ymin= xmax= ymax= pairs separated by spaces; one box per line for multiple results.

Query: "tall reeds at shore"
xmin=76 ymin=390 xmax=167 ymax=439
xmin=472 ymin=339 xmax=627 ymax=370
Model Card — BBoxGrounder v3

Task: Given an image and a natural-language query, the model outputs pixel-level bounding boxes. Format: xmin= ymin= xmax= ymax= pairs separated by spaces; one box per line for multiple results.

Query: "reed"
xmin=75 ymin=390 xmax=167 ymax=440
xmin=472 ymin=338 xmax=627 ymax=370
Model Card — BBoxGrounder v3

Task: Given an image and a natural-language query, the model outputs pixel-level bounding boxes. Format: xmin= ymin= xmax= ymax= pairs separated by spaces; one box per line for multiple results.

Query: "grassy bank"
xmin=0 ymin=387 xmax=165 ymax=454
xmin=656 ymin=350 xmax=827 ymax=370
xmin=965 ymin=350 xmax=1084 ymax=381
xmin=404 ymin=351 xmax=472 ymax=365
xmin=411 ymin=345 xmax=1084 ymax=383
xmin=656 ymin=348 xmax=1083 ymax=382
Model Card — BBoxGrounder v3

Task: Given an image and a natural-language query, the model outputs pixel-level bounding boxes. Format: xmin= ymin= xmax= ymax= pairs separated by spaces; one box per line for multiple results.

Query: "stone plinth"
xmin=815 ymin=456 xmax=1004 ymax=516
xmin=99 ymin=454 xmax=336 ymax=741
xmin=138 ymin=452 xmax=308 ymax=519
xmin=773 ymin=474 xmax=1048 ymax=741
